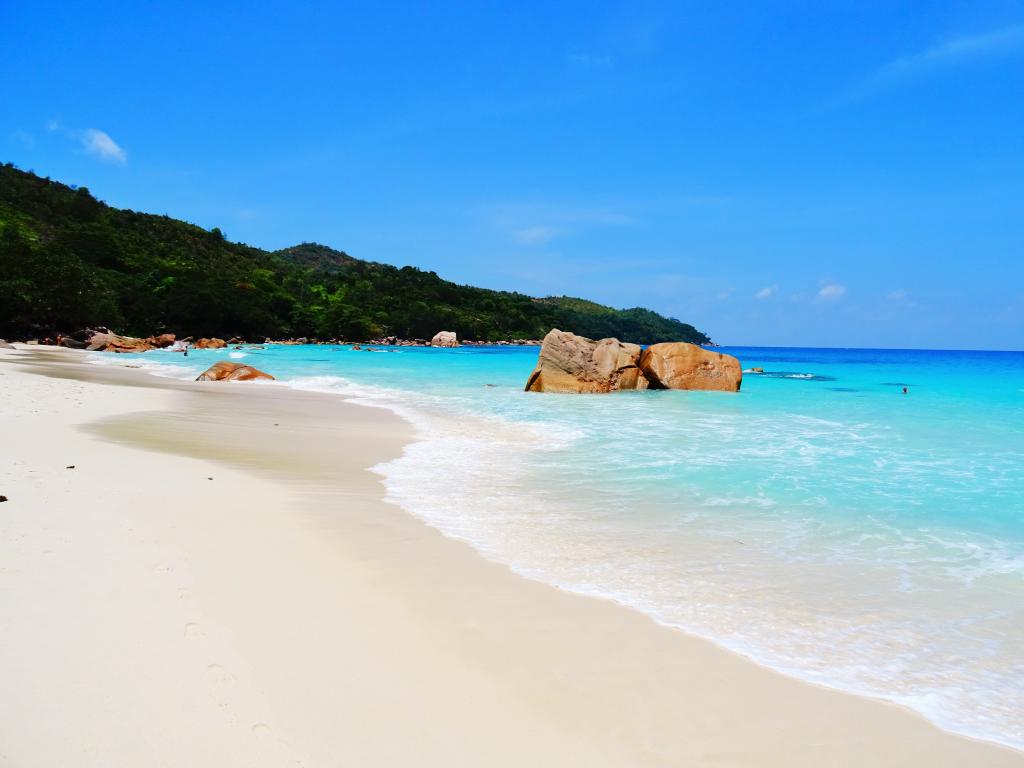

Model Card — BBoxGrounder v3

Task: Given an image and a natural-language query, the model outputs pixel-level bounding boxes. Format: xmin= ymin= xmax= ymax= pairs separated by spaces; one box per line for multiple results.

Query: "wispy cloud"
xmin=46 ymin=120 xmax=127 ymax=164
xmin=12 ymin=129 xmax=35 ymax=148
xmin=887 ymin=289 xmax=910 ymax=301
xmin=81 ymin=128 xmax=127 ymax=164
xmin=876 ymin=24 xmax=1024 ymax=81
xmin=514 ymin=225 xmax=561 ymax=246
xmin=485 ymin=202 xmax=633 ymax=246
xmin=754 ymin=284 xmax=778 ymax=300
xmin=817 ymin=283 xmax=846 ymax=302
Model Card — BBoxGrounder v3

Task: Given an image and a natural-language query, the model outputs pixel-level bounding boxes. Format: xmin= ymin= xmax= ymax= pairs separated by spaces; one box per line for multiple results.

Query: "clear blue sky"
xmin=3 ymin=1 xmax=1022 ymax=349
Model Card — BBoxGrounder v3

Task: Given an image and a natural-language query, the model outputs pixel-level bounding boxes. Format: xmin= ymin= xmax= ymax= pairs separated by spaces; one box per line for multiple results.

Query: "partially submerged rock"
xmin=193 ymin=337 xmax=228 ymax=349
xmin=145 ymin=333 xmax=176 ymax=348
xmin=639 ymin=342 xmax=742 ymax=392
xmin=525 ymin=329 xmax=648 ymax=393
xmin=195 ymin=361 xmax=275 ymax=382
xmin=430 ymin=331 xmax=458 ymax=348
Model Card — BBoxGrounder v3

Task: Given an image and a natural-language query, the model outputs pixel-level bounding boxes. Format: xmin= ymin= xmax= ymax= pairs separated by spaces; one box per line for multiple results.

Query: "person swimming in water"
xmin=902 ymin=386 xmax=908 ymax=394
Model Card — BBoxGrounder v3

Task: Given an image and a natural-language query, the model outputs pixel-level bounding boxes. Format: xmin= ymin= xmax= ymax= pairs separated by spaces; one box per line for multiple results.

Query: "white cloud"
xmin=878 ymin=24 xmax=1024 ymax=80
xmin=81 ymin=128 xmax=127 ymax=164
xmin=754 ymin=284 xmax=778 ymax=300
xmin=887 ymin=289 xmax=909 ymax=301
xmin=45 ymin=120 xmax=128 ymax=164
xmin=817 ymin=283 xmax=846 ymax=301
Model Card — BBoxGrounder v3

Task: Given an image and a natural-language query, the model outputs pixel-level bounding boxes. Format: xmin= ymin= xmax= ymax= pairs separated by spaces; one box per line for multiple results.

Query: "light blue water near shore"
xmin=97 ymin=343 xmax=1024 ymax=749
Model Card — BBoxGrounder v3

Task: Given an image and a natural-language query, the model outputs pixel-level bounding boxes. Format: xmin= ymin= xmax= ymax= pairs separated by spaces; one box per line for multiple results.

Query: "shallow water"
xmin=97 ymin=343 xmax=1024 ymax=750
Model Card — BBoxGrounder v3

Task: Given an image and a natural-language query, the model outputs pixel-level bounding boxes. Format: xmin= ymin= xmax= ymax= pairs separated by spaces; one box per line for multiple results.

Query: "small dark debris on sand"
xmin=66 ymin=465 xmax=75 ymax=469
xmin=0 ymin=495 xmax=8 ymax=502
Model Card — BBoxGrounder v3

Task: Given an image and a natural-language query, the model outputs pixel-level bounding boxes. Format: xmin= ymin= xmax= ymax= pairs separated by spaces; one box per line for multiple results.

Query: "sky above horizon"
xmin=2 ymin=1 xmax=1023 ymax=349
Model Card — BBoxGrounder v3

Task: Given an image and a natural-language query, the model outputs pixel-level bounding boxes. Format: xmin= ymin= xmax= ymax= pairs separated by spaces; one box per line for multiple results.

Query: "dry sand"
xmin=1 ymin=346 xmax=1021 ymax=767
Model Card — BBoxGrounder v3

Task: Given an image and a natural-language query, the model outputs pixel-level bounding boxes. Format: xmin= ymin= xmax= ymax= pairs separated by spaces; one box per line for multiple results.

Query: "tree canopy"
xmin=0 ymin=164 xmax=710 ymax=345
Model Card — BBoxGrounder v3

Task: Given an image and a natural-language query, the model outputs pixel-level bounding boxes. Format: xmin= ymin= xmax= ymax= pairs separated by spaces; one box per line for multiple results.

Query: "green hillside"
xmin=0 ymin=163 xmax=710 ymax=345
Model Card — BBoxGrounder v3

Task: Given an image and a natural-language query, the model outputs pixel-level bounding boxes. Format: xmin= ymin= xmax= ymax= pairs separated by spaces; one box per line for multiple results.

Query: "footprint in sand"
xmin=251 ymin=723 xmax=272 ymax=738
xmin=206 ymin=663 xmax=237 ymax=685
xmin=184 ymin=622 xmax=204 ymax=639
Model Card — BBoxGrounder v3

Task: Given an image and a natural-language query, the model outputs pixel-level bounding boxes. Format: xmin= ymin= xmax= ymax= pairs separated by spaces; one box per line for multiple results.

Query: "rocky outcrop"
xmin=145 ymin=333 xmax=176 ymax=348
xmin=193 ymin=338 xmax=227 ymax=349
xmin=430 ymin=331 xmax=458 ymax=348
xmin=0 ymin=340 xmax=14 ymax=349
xmin=638 ymin=343 xmax=742 ymax=392
xmin=59 ymin=337 xmax=88 ymax=349
xmin=85 ymin=332 xmax=155 ymax=353
xmin=524 ymin=329 xmax=648 ymax=393
xmin=195 ymin=361 xmax=275 ymax=382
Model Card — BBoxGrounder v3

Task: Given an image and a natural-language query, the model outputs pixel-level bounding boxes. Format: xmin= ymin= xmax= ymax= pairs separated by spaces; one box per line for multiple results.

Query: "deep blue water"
xmin=99 ymin=343 xmax=1024 ymax=749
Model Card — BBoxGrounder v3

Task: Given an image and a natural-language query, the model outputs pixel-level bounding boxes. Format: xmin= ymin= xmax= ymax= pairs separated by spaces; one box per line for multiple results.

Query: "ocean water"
xmin=95 ymin=343 xmax=1024 ymax=750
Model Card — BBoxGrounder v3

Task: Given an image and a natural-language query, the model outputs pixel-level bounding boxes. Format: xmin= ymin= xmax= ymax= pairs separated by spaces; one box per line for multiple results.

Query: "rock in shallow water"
xmin=525 ymin=329 xmax=648 ymax=393
xmin=430 ymin=331 xmax=458 ymax=348
xmin=639 ymin=342 xmax=742 ymax=392
xmin=195 ymin=361 xmax=275 ymax=382
xmin=525 ymin=331 xmax=742 ymax=394
xmin=193 ymin=337 xmax=228 ymax=349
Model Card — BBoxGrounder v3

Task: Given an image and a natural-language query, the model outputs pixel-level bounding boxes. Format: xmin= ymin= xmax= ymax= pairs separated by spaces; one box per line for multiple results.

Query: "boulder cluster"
xmin=525 ymin=329 xmax=741 ymax=394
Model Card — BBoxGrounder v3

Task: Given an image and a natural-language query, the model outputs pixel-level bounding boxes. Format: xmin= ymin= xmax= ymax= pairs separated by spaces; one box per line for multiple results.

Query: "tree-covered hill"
xmin=0 ymin=163 xmax=711 ymax=345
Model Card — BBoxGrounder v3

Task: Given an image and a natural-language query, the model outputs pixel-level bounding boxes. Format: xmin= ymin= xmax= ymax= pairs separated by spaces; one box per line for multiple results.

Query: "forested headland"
xmin=0 ymin=164 xmax=710 ymax=345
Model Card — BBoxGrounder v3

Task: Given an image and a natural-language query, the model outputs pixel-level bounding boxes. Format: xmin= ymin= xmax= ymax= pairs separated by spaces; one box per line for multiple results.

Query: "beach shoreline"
xmin=1 ymin=345 xmax=1021 ymax=767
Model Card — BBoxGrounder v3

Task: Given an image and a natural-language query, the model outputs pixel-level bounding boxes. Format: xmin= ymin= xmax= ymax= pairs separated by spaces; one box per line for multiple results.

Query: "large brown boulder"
xmin=525 ymin=329 xmax=649 ymax=393
xmin=195 ymin=361 xmax=275 ymax=382
xmin=638 ymin=343 xmax=742 ymax=392
xmin=145 ymin=333 xmax=176 ymax=348
xmin=85 ymin=332 xmax=155 ymax=353
xmin=193 ymin=337 xmax=228 ymax=349
xmin=430 ymin=331 xmax=458 ymax=348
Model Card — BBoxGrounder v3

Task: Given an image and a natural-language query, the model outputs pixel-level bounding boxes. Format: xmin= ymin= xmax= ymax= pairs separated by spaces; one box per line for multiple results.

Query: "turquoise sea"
xmin=97 ymin=343 xmax=1024 ymax=750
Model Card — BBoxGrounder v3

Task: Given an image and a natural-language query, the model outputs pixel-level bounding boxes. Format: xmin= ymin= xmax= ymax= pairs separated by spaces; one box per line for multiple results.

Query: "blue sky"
xmin=2 ymin=1 xmax=1022 ymax=349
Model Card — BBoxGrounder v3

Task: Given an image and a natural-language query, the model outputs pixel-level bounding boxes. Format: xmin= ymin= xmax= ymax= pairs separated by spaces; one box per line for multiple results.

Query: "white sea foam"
xmin=87 ymin=351 xmax=200 ymax=381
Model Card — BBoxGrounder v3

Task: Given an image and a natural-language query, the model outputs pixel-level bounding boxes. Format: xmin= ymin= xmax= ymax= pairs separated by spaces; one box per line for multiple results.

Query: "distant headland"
xmin=0 ymin=164 xmax=710 ymax=347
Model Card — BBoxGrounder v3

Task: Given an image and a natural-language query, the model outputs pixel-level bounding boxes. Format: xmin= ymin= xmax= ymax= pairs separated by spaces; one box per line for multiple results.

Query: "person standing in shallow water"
xmin=903 ymin=386 xmax=908 ymax=394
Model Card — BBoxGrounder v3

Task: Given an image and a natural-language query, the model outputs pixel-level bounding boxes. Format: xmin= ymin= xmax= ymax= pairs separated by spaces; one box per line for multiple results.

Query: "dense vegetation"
xmin=0 ymin=164 xmax=710 ymax=344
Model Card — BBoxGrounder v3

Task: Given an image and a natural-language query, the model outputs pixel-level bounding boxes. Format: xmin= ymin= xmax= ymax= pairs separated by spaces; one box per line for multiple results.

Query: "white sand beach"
xmin=1 ymin=345 xmax=1021 ymax=767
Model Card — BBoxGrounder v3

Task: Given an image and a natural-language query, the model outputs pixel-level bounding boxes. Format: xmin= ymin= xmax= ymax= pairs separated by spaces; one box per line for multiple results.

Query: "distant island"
xmin=0 ymin=163 xmax=710 ymax=345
